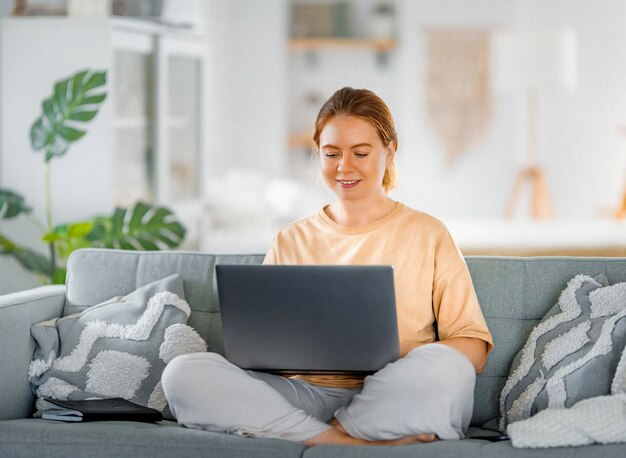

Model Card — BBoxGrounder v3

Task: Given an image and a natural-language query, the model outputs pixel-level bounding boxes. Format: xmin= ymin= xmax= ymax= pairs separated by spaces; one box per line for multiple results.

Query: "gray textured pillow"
xmin=28 ymin=274 xmax=207 ymax=420
xmin=499 ymin=274 xmax=626 ymax=431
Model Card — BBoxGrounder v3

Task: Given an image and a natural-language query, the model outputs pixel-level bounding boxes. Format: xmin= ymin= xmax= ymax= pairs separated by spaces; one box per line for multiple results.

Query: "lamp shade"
xmin=492 ymin=28 xmax=577 ymax=92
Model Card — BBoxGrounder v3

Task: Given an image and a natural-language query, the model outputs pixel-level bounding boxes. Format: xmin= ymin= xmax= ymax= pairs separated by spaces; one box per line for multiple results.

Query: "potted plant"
xmin=0 ymin=68 xmax=186 ymax=284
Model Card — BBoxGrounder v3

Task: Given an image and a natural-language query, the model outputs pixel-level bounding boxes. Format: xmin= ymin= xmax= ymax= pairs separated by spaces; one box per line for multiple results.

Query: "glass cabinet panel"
xmin=112 ymin=49 xmax=156 ymax=207
xmin=167 ymin=55 xmax=200 ymax=201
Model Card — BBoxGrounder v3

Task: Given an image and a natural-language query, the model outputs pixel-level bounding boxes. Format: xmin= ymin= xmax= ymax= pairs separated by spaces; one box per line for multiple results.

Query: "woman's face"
xmin=318 ymin=116 xmax=395 ymax=203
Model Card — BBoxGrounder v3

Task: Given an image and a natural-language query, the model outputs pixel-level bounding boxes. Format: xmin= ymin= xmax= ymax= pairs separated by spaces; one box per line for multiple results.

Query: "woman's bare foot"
xmin=302 ymin=419 xmax=438 ymax=447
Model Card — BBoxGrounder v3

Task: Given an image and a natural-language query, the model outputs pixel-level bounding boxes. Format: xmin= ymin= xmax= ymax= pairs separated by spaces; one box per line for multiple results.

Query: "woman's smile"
xmin=337 ymin=179 xmax=361 ymax=188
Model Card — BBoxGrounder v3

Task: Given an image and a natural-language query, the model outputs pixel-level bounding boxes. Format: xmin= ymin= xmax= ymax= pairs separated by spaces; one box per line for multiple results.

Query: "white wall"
xmin=204 ymin=0 xmax=288 ymax=176
xmin=520 ymin=0 xmax=626 ymax=219
xmin=391 ymin=0 xmax=521 ymax=219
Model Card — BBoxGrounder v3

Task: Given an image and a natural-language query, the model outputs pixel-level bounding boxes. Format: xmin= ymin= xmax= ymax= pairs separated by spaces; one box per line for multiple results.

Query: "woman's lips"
xmin=337 ymin=179 xmax=360 ymax=188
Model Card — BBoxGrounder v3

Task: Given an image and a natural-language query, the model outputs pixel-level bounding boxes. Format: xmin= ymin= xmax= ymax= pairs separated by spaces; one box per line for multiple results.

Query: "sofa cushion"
xmin=28 ymin=274 xmax=207 ymax=420
xmin=0 ymin=419 xmax=305 ymax=458
xmin=1 ymin=420 xmax=624 ymax=458
xmin=498 ymin=274 xmax=626 ymax=430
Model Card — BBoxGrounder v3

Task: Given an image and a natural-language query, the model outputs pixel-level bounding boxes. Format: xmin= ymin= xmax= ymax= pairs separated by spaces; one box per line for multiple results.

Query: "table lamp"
xmin=491 ymin=28 xmax=577 ymax=219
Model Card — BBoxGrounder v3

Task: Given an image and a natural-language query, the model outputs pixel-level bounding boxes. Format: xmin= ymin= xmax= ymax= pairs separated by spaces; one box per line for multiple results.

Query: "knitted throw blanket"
xmin=508 ymin=393 xmax=626 ymax=448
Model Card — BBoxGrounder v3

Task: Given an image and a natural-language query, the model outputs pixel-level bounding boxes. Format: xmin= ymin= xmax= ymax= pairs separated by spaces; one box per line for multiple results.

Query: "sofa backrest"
xmin=466 ymin=257 xmax=626 ymax=426
xmin=65 ymin=249 xmax=626 ymax=427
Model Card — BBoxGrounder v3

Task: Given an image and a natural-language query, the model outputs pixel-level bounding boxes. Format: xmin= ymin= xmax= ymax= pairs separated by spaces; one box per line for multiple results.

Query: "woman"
xmin=162 ymin=87 xmax=493 ymax=447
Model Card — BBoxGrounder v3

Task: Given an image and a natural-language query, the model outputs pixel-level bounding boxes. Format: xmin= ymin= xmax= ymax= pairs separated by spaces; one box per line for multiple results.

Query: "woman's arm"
xmin=437 ymin=337 xmax=487 ymax=373
xmin=400 ymin=337 xmax=488 ymax=373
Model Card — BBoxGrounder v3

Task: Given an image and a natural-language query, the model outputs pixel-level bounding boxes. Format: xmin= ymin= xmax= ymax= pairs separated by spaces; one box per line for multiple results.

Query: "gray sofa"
xmin=1 ymin=248 xmax=625 ymax=457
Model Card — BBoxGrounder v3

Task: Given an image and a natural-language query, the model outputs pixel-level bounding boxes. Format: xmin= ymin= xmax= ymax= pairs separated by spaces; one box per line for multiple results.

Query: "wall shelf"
xmin=288 ymin=38 xmax=396 ymax=52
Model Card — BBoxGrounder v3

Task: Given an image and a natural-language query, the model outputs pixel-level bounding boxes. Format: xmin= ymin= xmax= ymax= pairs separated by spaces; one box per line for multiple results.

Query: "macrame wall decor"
xmin=425 ymin=28 xmax=493 ymax=168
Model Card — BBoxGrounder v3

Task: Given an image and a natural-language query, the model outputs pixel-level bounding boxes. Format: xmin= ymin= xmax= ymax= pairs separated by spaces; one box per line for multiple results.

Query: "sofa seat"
xmin=2 ymin=420 xmax=625 ymax=458
xmin=0 ymin=418 xmax=304 ymax=458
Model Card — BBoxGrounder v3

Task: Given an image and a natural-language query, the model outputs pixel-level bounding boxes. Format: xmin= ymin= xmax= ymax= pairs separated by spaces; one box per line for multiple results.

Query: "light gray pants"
xmin=161 ymin=343 xmax=476 ymax=443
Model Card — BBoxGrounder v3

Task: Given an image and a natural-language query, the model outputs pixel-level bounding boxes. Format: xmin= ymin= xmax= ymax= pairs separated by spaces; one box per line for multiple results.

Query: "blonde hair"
xmin=313 ymin=87 xmax=399 ymax=193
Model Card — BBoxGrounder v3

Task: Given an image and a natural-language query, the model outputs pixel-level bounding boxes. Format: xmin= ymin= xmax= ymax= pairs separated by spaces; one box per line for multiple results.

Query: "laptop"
xmin=215 ymin=265 xmax=399 ymax=374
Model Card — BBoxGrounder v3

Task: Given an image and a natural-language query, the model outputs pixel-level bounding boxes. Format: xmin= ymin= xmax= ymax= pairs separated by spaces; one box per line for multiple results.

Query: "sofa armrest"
xmin=0 ymin=285 xmax=65 ymax=420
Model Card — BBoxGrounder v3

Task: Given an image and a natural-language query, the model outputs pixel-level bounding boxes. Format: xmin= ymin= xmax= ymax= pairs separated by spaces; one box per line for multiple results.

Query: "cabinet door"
xmin=156 ymin=36 xmax=206 ymax=251
xmin=111 ymin=30 xmax=157 ymax=207
xmin=157 ymin=37 xmax=205 ymax=204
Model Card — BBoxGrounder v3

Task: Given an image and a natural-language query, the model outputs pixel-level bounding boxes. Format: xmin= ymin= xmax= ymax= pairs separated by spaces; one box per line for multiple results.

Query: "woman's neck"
xmin=325 ymin=196 xmax=397 ymax=227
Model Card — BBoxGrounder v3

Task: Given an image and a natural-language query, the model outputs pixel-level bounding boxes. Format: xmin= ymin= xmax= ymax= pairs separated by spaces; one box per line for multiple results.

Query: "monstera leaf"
xmin=0 ymin=189 xmax=31 ymax=219
xmin=0 ymin=234 xmax=54 ymax=277
xmin=43 ymin=220 xmax=95 ymax=260
xmin=86 ymin=202 xmax=186 ymax=250
xmin=30 ymin=69 xmax=107 ymax=161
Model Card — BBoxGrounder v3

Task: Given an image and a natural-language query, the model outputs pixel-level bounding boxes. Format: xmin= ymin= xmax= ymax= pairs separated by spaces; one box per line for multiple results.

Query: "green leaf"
xmin=47 ymin=135 xmax=71 ymax=159
xmin=77 ymin=94 xmax=107 ymax=105
xmin=0 ymin=234 xmax=54 ymax=277
xmin=84 ymin=220 xmax=107 ymax=243
xmin=0 ymin=233 xmax=17 ymax=250
xmin=164 ymin=221 xmax=186 ymax=238
xmin=42 ymin=99 xmax=57 ymax=129
xmin=153 ymin=232 xmax=178 ymax=248
xmin=29 ymin=68 xmax=108 ymax=159
xmin=0 ymin=189 xmax=31 ymax=219
xmin=71 ymin=69 xmax=89 ymax=99
xmin=119 ymin=237 xmax=137 ymax=250
xmin=90 ymin=202 xmax=186 ymax=251
xmin=51 ymin=267 xmax=67 ymax=284
xmin=68 ymin=110 xmax=97 ymax=122
xmin=58 ymin=126 xmax=86 ymax=142
xmin=54 ymin=80 xmax=69 ymax=113
xmin=128 ymin=202 xmax=150 ymax=231
xmin=146 ymin=207 xmax=171 ymax=227
xmin=42 ymin=220 xmax=94 ymax=260
xmin=83 ymin=71 xmax=107 ymax=91
xmin=111 ymin=207 xmax=126 ymax=236
xmin=30 ymin=118 xmax=47 ymax=150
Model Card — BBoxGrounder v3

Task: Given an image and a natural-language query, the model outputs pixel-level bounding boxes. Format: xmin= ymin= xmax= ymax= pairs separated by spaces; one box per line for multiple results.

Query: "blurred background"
xmin=1 ymin=0 xmax=625 ymax=294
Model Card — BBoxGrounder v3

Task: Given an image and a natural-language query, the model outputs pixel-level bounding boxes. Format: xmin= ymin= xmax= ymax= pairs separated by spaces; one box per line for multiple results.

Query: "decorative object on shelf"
xmin=67 ymin=0 xmax=110 ymax=17
xmin=0 ymin=68 xmax=186 ymax=285
xmin=288 ymin=2 xmax=395 ymax=67
xmin=112 ymin=0 xmax=161 ymax=18
xmin=290 ymin=2 xmax=336 ymax=38
xmin=425 ymin=27 xmax=492 ymax=168
xmin=12 ymin=0 xmax=66 ymax=15
xmin=492 ymin=28 xmax=577 ymax=220
xmin=10 ymin=0 xmax=28 ymax=15
xmin=368 ymin=2 xmax=394 ymax=40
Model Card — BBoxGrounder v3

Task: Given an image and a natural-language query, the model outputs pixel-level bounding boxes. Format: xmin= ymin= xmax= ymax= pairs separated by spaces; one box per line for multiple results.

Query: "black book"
xmin=42 ymin=398 xmax=163 ymax=423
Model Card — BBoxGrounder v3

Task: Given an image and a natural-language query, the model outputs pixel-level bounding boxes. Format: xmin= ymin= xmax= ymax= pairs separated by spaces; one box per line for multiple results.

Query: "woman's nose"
xmin=337 ymin=156 xmax=353 ymax=173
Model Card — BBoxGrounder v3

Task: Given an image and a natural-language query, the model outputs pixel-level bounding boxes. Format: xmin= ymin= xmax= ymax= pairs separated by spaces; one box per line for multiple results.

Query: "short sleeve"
xmin=263 ymin=236 xmax=278 ymax=265
xmin=432 ymin=226 xmax=494 ymax=352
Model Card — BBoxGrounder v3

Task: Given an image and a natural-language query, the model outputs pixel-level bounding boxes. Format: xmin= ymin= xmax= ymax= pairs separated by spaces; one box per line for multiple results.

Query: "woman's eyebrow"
xmin=320 ymin=143 xmax=372 ymax=149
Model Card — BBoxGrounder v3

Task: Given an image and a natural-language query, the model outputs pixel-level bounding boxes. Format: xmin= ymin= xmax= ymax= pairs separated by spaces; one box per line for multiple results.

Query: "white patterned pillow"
xmin=499 ymin=274 xmax=626 ymax=431
xmin=28 ymin=274 xmax=207 ymax=420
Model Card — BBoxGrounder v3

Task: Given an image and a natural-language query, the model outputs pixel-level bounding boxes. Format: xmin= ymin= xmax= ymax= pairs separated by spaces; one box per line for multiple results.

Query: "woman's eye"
xmin=355 ymin=153 xmax=369 ymax=158
xmin=324 ymin=153 xmax=340 ymax=158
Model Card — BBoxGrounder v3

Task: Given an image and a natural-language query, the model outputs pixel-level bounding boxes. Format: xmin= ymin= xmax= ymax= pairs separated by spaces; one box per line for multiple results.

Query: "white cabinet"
xmin=0 ymin=17 xmax=207 ymax=251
